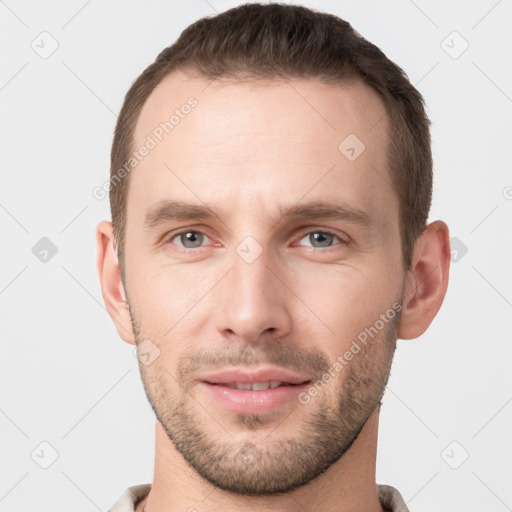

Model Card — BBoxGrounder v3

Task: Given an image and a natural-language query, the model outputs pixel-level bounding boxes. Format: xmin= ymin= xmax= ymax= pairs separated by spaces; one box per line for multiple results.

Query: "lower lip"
xmin=199 ymin=382 xmax=310 ymax=415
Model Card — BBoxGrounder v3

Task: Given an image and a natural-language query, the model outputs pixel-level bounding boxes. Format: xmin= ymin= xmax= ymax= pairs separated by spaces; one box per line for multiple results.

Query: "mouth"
xmin=198 ymin=368 xmax=312 ymax=415
xmin=208 ymin=381 xmax=303 ymax=391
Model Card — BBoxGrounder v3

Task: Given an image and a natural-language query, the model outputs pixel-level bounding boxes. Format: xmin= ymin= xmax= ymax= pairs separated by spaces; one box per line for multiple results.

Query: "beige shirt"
xmin=108 ymin=483 xmax=410 ymax=512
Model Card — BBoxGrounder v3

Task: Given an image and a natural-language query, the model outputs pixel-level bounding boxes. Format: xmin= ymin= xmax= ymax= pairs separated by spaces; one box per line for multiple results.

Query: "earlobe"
xmin=397 ymin=220 xmax=451 ymax=340
xmin=95 ymin=220 xmax=135 ymax=345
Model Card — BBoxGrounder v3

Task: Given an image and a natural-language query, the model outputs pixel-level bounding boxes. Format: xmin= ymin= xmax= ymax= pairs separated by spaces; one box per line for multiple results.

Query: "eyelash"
xmin=164 ymin=228 xmax=348 ymax=251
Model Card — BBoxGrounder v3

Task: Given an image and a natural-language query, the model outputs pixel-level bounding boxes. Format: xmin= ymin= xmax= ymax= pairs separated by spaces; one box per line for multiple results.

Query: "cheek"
xmin=292 ymin=261 xmax=401 ymax=356
xmin=127 ymin=258 xmax=213 ymax=334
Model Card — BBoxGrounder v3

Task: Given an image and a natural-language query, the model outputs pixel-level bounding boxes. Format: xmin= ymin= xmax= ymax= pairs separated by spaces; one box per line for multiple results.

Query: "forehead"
xmin=128 ymin=69 xmax=394 ymax=227
xmin=134 ymin=70 xmax=389 ymax=151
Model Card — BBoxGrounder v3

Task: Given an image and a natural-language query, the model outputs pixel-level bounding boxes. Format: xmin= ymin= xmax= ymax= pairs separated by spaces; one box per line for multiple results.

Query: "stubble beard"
xmin=130 ymin=305 xmax=401 ymax=496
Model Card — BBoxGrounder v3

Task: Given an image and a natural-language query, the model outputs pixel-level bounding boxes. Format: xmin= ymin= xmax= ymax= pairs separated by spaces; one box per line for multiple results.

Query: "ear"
xmin=95 ymin=220 xmax=135 ymax=345
xmin=398 ymin=220 xmax=451 ymax=340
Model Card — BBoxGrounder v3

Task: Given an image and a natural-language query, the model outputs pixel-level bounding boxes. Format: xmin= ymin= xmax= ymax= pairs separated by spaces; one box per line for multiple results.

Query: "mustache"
xmin=177 ymin=339 xmax=331 ymax=382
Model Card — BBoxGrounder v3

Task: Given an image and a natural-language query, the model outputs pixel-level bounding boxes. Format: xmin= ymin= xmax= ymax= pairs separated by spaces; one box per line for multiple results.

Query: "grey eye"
xmin=299 ymin=232 xmax=339 ymax=248
xmin=173 ymin=231 xmax=206 ymax=248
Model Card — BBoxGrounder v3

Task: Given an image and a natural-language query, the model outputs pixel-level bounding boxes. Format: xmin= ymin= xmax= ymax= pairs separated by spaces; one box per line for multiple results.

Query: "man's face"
xmin=123 ymin=71 xmax=405 ymax=495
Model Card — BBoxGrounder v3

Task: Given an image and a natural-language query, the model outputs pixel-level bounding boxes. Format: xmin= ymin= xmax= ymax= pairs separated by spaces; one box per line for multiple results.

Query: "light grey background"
xmin=1 ymin=1 xmax=511 ymax=511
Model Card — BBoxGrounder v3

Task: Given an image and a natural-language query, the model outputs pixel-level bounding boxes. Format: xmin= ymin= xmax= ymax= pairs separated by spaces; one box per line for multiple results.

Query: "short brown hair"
xmin=110 ymin=2 xmax=432 ymax=276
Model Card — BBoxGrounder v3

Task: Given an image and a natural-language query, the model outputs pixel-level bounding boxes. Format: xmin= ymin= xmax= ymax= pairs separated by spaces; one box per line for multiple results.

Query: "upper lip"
xmin=200 ymin=367 xmax=312 ymax=385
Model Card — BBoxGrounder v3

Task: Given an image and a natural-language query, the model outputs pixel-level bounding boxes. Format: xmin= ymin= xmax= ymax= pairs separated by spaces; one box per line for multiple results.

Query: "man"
xmin=97 ymin=3 xmax=450 ymax=511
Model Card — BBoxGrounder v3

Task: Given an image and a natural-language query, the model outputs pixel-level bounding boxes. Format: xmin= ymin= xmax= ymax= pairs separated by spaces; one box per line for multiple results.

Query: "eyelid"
xmin=163 ymin=226 xmax=349 ymax=250
xmin=293 ymin=227 xmax=349 ymax=247
xmin=165 ymin=227 xmax=214 ymax=248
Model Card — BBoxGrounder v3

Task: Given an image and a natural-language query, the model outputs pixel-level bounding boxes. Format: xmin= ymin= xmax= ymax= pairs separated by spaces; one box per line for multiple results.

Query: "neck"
xmin=142 ymin=408 xmax=385 ymax=512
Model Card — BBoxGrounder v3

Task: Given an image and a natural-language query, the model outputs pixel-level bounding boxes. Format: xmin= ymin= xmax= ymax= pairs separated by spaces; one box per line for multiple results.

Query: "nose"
xmin=213 ymin=246 xmax=293 ymax=344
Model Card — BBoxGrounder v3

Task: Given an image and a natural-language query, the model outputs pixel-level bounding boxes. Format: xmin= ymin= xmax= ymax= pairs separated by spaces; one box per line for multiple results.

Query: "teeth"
xmin=251 ymin=382 xmax=271 ymax=391
xmin=225 ymin=381 xmax=284 ymax=390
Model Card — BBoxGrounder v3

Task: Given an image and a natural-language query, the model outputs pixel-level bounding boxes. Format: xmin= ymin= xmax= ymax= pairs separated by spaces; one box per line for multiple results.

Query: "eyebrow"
xmin=143 ymin=199 xmax=374 ymax=232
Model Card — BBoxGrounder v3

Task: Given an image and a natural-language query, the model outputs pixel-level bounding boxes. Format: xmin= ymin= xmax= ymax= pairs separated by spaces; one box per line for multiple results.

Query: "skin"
xmin=96 ymin=70 xmax=450 ymax=512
